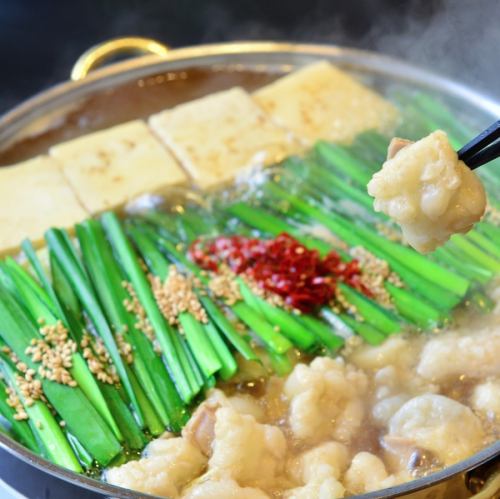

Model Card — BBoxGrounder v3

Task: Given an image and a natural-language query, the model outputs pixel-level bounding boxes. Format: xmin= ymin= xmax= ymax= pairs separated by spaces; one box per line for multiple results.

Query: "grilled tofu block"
xmin=149 ymin=87 xmax=300 ymax=190
xmin=253 ymin=61 xmax=398 ymax=145
xmin=0 ymin=156 xmax=88 ymax=255
xmin=50 ymin=120 xmax=187 ymax=214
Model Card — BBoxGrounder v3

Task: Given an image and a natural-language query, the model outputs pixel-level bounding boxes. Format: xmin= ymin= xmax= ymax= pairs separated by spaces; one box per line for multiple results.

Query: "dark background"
xmin=0 ymin=0 xmax=499 ymax=497
xmin=1 ymin=0 xmax=500 ymax=115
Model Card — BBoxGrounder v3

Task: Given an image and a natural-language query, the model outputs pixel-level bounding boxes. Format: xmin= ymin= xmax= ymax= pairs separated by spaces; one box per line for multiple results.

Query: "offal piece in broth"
xmin=104 ymin=434 xmax=206 ymax=498
xmin=183 ymin=478 xmax=270 ymax=499
xmin=343 ymin=451 xmax=405 ymax=494
xmin=207 ymin=406 xmax=287 ymax=490
xmin=284 ymin=442 xmax=349 ymax=499
xmin=417 ymin=324 xmax=500 ymax=382
xmin=471 ymin=380 xmax=500 ymax=420
xmin=106 ymin=317 xmax=500 ymax=498
xmin=287 ymin=441 xmax=350 ymax=483
xmin=367 ymin=130 xmax=486 ymax=252
xmin=283 ymin=357 xmax=368 ymax=445
xmin=283 ymin=475 xmax=345 ymax=499
xmin=182 ymin=389 xmax=267 ymax=457
xmin=388 ymin=394 xmax=485 ymax=466
xmin=181 ymin=390 xmax=286 ymax=491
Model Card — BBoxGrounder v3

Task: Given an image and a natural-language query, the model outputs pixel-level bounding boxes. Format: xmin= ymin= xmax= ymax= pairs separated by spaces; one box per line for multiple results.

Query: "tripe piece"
xmin=253 ymin=61 xmax=398 ymax=145
xmin=50 ymin=120 xmax=187 ymax=214
xmin=0 ymin=156 xmax=88 ymax=255
xmin=149 ymin=87 xmax=300 ymax=190
xmin=388 ymin=394 xmax=484 ymax=466
xmin=367 ymin=130 xmax=486 ymax=253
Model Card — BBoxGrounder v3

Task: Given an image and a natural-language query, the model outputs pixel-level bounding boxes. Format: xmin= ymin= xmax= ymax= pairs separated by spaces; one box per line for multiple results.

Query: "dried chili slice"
xmin=189 ymin=232 xmax=369 ymax=313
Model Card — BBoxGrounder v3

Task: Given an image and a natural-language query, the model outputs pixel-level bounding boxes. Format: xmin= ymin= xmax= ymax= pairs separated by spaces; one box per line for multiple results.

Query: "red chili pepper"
xmin=189 ymin=232 xmax=369 ymax=313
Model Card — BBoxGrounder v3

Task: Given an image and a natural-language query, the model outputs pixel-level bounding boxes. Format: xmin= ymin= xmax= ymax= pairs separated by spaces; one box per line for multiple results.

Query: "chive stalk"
xmin=237 ymin=278 xmax=317 ymax=350
xmin=0 ymin=260 xmax=122 ymax=442
xmin=101 ymin=212 xmax=196 ymax=403
xmin=0 ymin=376 xmax=39 ymax=452
xmin=76 ymin=219 xmax=187 ymax=430
xmin=0 ymin=361 xmax=82 ymax=472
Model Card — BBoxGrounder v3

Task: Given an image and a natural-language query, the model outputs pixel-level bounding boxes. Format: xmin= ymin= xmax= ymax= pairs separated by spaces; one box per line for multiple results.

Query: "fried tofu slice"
xmin=0 ymin=156 xmax=88 ymax=255
xmin=149 ymin=87 xmax=300 ymax=190
xmin=253 ymin=61 xmax=398 ymax=145
xmin=50 ymin=120 xmax=187 ymax=214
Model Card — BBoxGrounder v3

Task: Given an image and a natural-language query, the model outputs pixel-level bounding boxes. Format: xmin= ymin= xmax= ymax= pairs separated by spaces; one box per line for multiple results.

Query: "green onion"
xmin=0 ymin=376 xmax=39 ymax=452
xmin=238 ymin=278 xmax=317 ymax=350
xmin=264 ymin=182 xmax=468 ymax=306
xmin=315 ymin=141 xmax=372 ymax=187
xmin=0 ymin=288 xmax=121 ymax=466
xmin=178 ymin=313 xmax=222 ymax=378
xmin=321 ymin=308 xmax=385 ymax=345
xmin=449 ymin=235 xmax=500 ymax=273
xmin=385 ymin=282 xmax=447 ymax=329
xmin=126 ymin=221 xmax=226 ymax=380
xmin=128 ymin=223 xmax=260 ymax=363
xmin=264 ymin=349 xmax=293 ymax=376
xmin=76 ymin=219 xmax=186 ymax=431
xmin=0 ymin=360 xmax=82 ymax=472
xmin=466 ymin=230 xmax=500 ymax=259
xmin=203 ymin=320 xmax=238 ymax=380
xmin=126 ymin=365 xmax=165 ymax=437
xmin=231 ymin=301 xmax=292 ymax=354
xmin=100 ymin=212 xmax=196 ymax=403
xmin=337 ymin=283 xmax=401 ymax=335
xmin=198 ymin=296 xmax=258 ymax=361
xmin=45 ymin=228 xmax=143 ymax=428
xmin=296 ymin=314 xmax=345 ymax=351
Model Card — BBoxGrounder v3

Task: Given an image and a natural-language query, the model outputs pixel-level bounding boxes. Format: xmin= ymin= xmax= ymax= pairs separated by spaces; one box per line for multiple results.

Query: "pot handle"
xmin=70 ymin=37 xmax=170 ymax=81
xmin=467 ymin=460 xmax=500 ymax=498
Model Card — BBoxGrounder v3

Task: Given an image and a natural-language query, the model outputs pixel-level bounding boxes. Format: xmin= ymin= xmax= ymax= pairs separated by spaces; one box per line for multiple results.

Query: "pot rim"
xmin=1 ymin=41 xmax=500 ymax=145
xmin=0 ymin=40 xmax=498 ymax=498
xmin=0 ymin=423 xmax=498 ymax=499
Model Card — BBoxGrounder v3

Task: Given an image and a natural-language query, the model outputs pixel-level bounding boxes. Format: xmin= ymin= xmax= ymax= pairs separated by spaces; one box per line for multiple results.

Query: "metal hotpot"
xmin=0 ymin=38 xmax=498 ymax=498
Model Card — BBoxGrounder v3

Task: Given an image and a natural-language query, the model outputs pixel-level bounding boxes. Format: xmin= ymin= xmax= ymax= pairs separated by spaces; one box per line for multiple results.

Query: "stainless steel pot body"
xmin=0 ymin=40 xmax=498 ymax=498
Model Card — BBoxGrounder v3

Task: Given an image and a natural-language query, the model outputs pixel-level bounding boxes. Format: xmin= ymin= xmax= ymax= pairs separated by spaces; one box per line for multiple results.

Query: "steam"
xmin=366 ymin=0 xmax=500 ymax=99
xmin=201 ymin=0 xmax=499 ymax=99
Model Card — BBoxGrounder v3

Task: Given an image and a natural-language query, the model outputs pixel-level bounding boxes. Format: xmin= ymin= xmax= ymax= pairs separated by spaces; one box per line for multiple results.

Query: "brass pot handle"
xmin=467 ymin=461 xmax=500 ymax=498
xmin=71 ymin=37 xmax=170 ymax=81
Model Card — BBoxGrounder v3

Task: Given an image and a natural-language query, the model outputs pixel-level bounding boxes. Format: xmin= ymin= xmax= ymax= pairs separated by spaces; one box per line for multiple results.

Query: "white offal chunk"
xmin=367 ymin=131 xmax=486 ymax=252
xmin=182 ymin=478 xmax=270 ymax=499
xmin=283 ymin=476 xmax=345 ymax=499
xmin=105 ymin=437 xmax=206 ymax=498
xmin=208 ymin=406 xmax=287 ymax=489
xmin=471 ymin=380 xmax=500 ymax=420
xmin=372 ymin=395 xmax=410 ymax=427
xmin=388 ymin=394 xmax=485 ymax=466
xmin=344 ymin=452 xmax=401 ymax=494
xmin=348 ymin=336 xmax=413 ymax=371
xmin=288 ymin=441 xmax=350 ymax=483
xmin=417 ymin=327 xmax=500 ymax=382
xmin=284 ymin=357 xmax=367 ymax=444
xmin=182 ymin=389 xmax=266 ymax=456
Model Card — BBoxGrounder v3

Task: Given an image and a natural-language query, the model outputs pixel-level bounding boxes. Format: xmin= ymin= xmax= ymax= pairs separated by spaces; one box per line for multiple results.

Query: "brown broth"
xmin=0 ymin=67 xmax=279 ymax=166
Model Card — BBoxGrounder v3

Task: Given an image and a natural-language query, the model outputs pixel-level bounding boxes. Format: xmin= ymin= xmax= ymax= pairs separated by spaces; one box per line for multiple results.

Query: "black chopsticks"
xmin=458 ymin=120 xmax=500 ymax=170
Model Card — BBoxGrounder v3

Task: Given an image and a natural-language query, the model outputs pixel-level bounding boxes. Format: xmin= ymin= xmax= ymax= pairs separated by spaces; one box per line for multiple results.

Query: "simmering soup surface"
xmin=1 ymin=59 xmax=499 ymax=499
xmin=106 ymin=289 xmax=500 ymax=498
